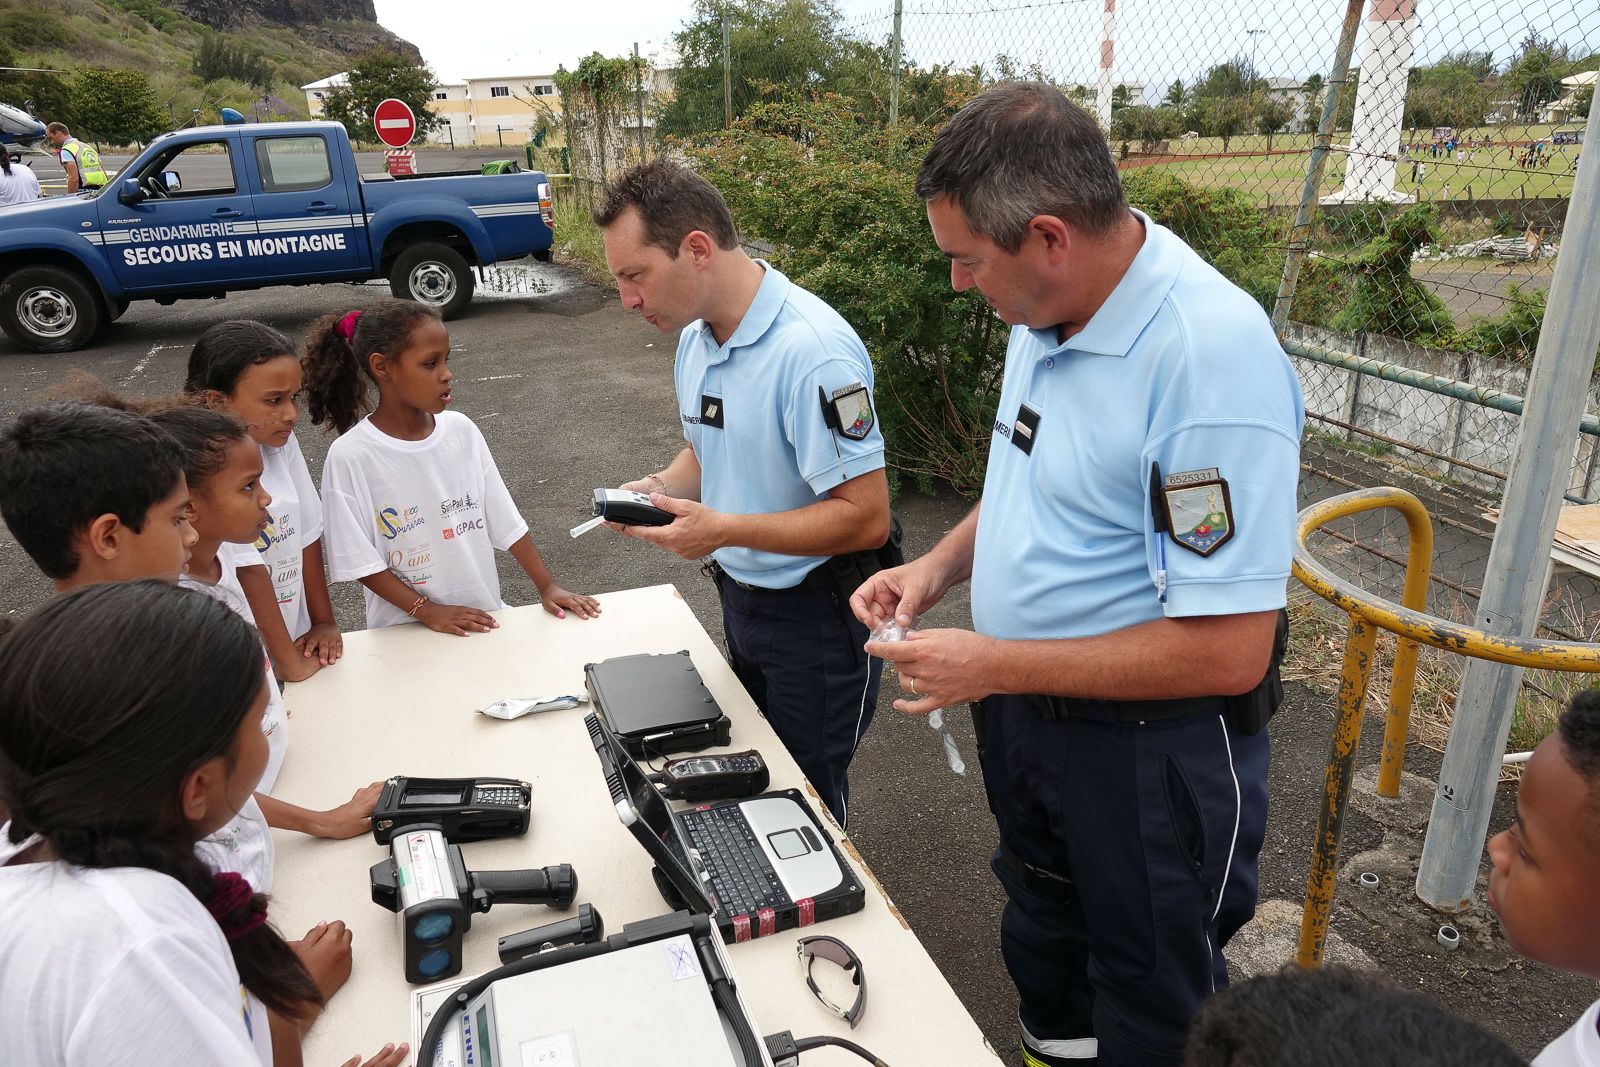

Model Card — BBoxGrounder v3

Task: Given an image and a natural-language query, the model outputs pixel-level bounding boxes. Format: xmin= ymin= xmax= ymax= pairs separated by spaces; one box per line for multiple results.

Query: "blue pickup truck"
xmin=0 ymin=120 xmax=555 ymax=352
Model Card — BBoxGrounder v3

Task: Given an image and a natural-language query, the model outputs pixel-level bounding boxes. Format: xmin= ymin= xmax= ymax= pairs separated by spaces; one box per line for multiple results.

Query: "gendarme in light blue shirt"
xmin=971 ymin=211 xmax=1304 ymax=641
xmin=675 ymin=262 xmax=886 ymax=589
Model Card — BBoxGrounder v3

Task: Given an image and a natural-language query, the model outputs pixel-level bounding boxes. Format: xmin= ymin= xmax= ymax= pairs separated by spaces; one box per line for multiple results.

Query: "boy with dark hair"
xmin=0 ymin=402 xmax=196 ymax=589
xmin=1488 ymin=689 xmax=1600 ymax=1064
xmin=1184 ymin=964 xmax=1524 ymax=1067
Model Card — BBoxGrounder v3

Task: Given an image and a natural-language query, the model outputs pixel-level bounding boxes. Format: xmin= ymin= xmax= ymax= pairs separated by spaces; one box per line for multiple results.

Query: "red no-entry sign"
xmin=373 ymin=98 xmax=416 ymax=148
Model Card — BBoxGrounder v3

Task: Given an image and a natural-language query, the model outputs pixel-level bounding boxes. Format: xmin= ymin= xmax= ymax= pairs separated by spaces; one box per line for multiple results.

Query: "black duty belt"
xmin=702 ymin=558 xmax=832 ymax=595
xmin=1023 ymin=693 xmax=1229 ymax=724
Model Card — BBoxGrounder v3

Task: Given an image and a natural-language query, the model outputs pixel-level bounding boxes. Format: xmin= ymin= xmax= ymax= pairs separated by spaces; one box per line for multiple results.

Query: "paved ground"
xmin=0 ymin=265 xmax=1592 ymax=1061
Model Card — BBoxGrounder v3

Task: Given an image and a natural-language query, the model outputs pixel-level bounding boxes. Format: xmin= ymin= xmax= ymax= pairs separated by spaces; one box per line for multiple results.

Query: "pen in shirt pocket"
xmin=1148 ymin=460 xmax=1168 ymax=604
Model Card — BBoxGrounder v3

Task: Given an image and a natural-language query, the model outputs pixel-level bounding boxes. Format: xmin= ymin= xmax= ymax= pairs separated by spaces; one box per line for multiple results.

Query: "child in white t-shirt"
xmin=302 ymin=299 xmax=600 ymax=632
xmin=1487 ymin=689 xmax=1600 ymax=1065
xmin=0 ymin=581 xmax=407 ymax=1067
xmin=185 ymin=321 xmax=342 ymax=683
xmin=145 ymin=404 xmax=383 ymax=877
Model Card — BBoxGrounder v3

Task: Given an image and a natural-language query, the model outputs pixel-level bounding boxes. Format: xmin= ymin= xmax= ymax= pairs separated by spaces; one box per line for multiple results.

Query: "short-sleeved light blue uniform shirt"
xmin=675 ymin=262 xmax=886 ymax=589
xmin=971 ymin=211 xmax=1304 ymax=641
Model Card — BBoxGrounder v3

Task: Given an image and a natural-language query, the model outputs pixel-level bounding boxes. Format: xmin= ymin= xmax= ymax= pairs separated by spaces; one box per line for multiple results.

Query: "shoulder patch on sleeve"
xmin=820 ymin=382 xmax=874 ymax=440
xmin=1162 ymin=468 xmax=1234 ymax=556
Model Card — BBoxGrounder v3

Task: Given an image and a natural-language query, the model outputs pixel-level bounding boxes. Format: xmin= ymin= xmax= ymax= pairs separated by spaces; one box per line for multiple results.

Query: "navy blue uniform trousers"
xmin=976 ymin=694 xmax=1269 ymax=1066
xmin=716 ymin=574 xmax=882 ymax=827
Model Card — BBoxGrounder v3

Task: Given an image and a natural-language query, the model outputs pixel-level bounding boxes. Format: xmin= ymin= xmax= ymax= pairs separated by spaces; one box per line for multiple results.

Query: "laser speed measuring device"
xmin=369 ymin=824 xmax=578 ymax=983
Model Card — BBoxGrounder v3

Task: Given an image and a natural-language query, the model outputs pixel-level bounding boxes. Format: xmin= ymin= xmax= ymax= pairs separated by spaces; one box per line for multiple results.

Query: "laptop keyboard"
xmin=681 ymin=807 xmax=788 ymax=916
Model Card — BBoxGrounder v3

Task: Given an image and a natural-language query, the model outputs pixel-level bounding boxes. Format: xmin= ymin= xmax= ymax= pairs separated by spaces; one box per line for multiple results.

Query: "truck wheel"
xmin=0 ymin=266 xmax=104 ymax=353
xmin=389 ymin=242 xmax=474 ymax=319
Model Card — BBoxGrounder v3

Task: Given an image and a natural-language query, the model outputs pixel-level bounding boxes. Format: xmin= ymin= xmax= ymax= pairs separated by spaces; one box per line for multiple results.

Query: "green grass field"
xmin=1135 ymin=141 xmax=1577 ymax=205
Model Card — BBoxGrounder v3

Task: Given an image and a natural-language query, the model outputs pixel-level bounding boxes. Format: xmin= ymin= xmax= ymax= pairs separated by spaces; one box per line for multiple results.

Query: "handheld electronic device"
xmin=584 ymin=713 xmax=864 ymax=944
xmin=497 ymin=902 xmax=606 ymax=962
xmin=571 ymin=488 xmax=676 ymax=537
xmin=369 ymin=824 xmax=578 ymax=983
xmin=370 ymin=775 xmax=531 ymax=845
xmin=586 ymin=650 xmax=732 ymax=758
xmin=655 ymin=750 xmax=770 ymax=801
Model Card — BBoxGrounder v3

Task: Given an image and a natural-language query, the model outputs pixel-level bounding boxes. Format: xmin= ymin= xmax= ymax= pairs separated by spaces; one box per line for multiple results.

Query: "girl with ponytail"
xmin=0 ymin=581 xmax=406 ymax=1067
xmin=303 ymin=298 xmax=599 ymax=633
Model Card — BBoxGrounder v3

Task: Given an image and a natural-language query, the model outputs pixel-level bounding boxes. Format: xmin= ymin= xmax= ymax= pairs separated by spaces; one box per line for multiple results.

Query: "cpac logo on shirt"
xmin=375 ymin=505 xmax=426 ymax=540
xmin=442 ymin=518 xmax=486 ymax=540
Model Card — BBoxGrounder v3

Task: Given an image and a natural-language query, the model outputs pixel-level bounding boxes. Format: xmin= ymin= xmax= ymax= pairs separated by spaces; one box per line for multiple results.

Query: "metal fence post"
xmin=722 ymin=13 xmax=733 ymax=129
xmin=1416 ymin=85 xmax=1600 ymax=912
xmin=1270 ymin=0 xmax=1365 ymax=334
xmin=888 ymin=0 xmax=904 ymax=127
xmin=634 ymin=41 xmax=648 ymax=161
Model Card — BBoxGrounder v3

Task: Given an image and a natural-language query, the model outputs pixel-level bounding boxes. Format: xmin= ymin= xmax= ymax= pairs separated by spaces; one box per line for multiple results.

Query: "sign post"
xmin=374 ymin=98 xmax=417 ymax=175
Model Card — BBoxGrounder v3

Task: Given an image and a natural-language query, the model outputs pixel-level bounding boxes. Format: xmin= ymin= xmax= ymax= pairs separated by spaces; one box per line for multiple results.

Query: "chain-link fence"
xmin=561 ymin=0 xmax=1600 ymax=741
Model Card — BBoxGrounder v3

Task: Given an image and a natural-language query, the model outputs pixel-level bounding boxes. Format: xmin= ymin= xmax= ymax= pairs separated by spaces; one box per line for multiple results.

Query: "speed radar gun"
xmin=370 ymin=824 xmax=578 ymax=983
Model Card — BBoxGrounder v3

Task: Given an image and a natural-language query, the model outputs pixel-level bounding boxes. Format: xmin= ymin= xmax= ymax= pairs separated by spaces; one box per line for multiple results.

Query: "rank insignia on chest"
xmin=700 ymin=393 xmax=725 ymax=428
xmin=1160 ymin=468 xmax=1234 ymax=556
xmin=820 ymin=383 xmax=875 ymax=440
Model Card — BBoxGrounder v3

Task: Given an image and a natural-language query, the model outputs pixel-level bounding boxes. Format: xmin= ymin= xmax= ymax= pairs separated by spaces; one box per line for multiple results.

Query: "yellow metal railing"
xmin=1293 ymin=487 xmax=1600 ymax=967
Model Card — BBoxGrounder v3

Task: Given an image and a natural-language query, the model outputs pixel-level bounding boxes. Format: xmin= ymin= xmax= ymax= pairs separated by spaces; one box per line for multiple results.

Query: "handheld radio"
xmin=652 ymin=750 xmax=770 ymax=801
xmin=369 ymin=824 xmax=578 ymax=983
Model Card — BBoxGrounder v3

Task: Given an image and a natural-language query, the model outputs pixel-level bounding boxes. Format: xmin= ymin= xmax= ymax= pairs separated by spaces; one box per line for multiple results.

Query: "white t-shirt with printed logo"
xmin=1536 ymin=1000 xmax=1600 ymax=1066
xmin=321 ymin=412 xmax=530 ymax=629
xmin=180 ymin=563 xmax=289 ymax=794
xmin=229 ymin=432 xmax=324 ymax=641
xmin=0 ymin=858 xmax=271 ymax=1066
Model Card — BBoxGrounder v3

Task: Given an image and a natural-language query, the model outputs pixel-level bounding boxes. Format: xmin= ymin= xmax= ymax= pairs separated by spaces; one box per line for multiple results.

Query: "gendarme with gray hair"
xmin=915 ymin=82 xmax=1127 ymax=248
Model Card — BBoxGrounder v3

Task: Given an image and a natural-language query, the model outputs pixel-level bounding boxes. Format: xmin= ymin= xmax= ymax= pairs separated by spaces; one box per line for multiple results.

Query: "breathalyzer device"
xmin=369 ymin=824 xmax=578 ymax=983
xmin=570 ymin=488 xmax=676 ymax=538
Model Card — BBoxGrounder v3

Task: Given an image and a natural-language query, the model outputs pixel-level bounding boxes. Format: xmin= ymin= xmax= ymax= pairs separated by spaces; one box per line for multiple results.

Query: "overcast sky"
xmin=372 ymin=0 xmax=1599 ymax=97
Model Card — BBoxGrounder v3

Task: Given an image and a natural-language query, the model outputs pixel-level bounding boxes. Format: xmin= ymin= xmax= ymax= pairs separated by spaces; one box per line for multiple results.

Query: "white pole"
xmin=1096 ymin=0 xmax=1117 ymax=133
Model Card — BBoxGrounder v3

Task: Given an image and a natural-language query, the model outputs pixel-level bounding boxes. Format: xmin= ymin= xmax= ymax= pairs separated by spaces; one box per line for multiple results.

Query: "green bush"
xmin=689 ymin=91 xmax=1003 ymax=496
xmin=1328 ymin=203 xmax=1457 ymax=345
xmin=1462 ymin=283 xmax=1546 ymax=363
xmin=1121 ymin=170 xmax=1289 ymax=311
xmin=1317 ymin=202 xmax=1398 ymax=245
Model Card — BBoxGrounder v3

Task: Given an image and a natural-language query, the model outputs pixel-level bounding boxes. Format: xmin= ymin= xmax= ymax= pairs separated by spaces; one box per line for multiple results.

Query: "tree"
xmin=1111 ymin=83 xmax=1132 ymax=113
xmin=1203 ymin=95 xmax=1252 ymax=150
xmin=1255 ymin=96 xmax=1294 ymax=150
xmin=1163 ymin=78 xmax=1185 ymax=108
xmin=194 ymin=35 xmax=274 ymax=94
xmin=554 ymin=53 xmax=645 ymax=181
xmin=70 ymin=68 xmax=166 ymax=146
xmin=320 ymin=49 xmax=442 ymax=140
xmin=0 ymin=42 xmax=73 ymax=128
xmin=1112 ymin=105 xmax=1179 ymax=153
xmin=1193 ymin=57 xmax=1255 ymax=100
xmin=658 ymin=0 xmax=847 ymax=135
xmin=1503 ymin=33 xmax=1568 ymax=120
xmin=1405 ymin=52 xmax=1491 ymax=131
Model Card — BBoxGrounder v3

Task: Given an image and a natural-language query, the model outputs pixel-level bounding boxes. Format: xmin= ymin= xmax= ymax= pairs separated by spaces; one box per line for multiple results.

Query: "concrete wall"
xmin=1287 ymin=322 xmax=1599 ymax=500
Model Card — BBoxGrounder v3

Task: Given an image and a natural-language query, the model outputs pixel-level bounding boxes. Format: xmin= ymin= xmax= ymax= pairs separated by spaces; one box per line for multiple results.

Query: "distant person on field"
xmin=1488 ymin=689 xmax=1600 ymax=1065
xmin=43 ymin=122 xmax=106 ymax=193
xmin=0 ymin=151 xmax=40 ymax=207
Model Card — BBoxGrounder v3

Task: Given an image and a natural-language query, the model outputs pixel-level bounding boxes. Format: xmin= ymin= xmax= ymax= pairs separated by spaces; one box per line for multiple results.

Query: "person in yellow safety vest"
xmin=44 ymin=122 xmax=107 ymax=193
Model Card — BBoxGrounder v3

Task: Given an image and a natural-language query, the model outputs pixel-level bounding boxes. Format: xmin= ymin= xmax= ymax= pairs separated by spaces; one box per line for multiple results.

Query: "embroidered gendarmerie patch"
xmin=1161 ymin=467 xmax=1234 ymax=556
xmin=822 ymin=382 xmax=874 ymax=440
xmin=700 ymin=393 xmax=725 ymax=429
